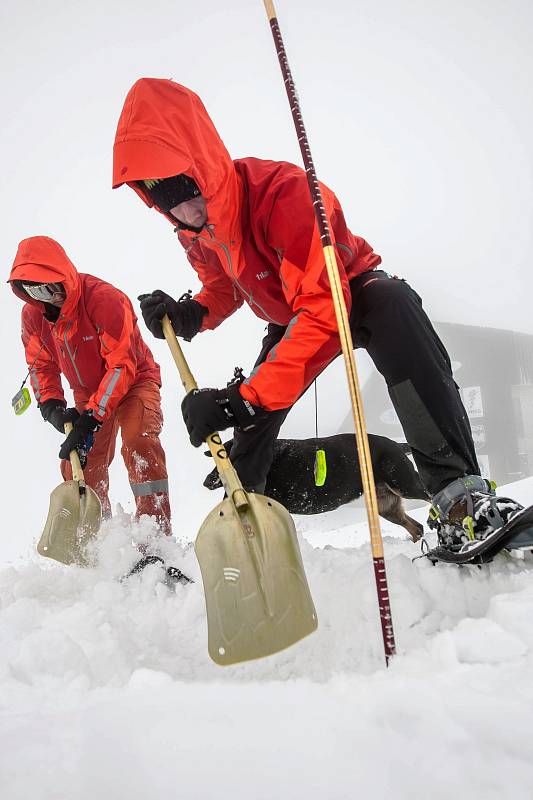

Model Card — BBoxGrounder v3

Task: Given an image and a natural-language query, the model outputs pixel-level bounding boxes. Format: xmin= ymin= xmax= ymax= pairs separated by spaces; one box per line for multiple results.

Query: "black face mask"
xmin=43 ymin=303 xmax=61 ymax=322
xmin=173 ymin=218 xmax=206 ymax=234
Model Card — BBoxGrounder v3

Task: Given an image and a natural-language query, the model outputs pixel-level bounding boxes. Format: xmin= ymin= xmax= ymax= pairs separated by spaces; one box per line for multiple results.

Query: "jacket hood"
xmin=112 ymin=78 xmax=241 ymax=240
xmin=9 ymin=236 xmax=81 ymax=317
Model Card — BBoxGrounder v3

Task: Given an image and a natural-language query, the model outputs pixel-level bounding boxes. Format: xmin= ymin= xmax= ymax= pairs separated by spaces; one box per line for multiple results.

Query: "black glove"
xmin=181 ymin=384 xmax=262 ymax=448
xmin=58 ymin=411 xmax=100 ymax=467
xmin=40 ymin=399 xmax=80 ymax=433
xmin=138 ymin=290 xmax=207 ymax=341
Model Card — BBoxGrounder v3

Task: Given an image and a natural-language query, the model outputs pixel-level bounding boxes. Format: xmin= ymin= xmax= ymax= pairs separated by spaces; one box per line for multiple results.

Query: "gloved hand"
xmin=181 ymin=384 xmax=262 ymax=447
xmin=138 ymin=290 xmax=207 ymax=341
xmin=58 ymin=411 xmax=100 ymax=467
xmin=39 ymin=399 xmax=80 ymax=433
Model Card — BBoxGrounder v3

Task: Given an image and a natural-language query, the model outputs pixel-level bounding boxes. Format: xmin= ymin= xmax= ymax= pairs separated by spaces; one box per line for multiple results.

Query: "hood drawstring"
xmin=12 ymin=324 xmax=56 ymax=413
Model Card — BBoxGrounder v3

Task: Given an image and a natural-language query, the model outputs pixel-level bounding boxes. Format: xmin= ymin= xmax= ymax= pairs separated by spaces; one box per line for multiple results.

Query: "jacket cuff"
xmin=85 ymin=400 xmax=106 ymax=423
xmin=182 ymin=299 xmax=208 ymax=341
xmin=38 ymin=398 xmax=66 ymax=422
xmin=226 ymin=384 xmax=265 ymax=430
xmin=239 ymin=382 xmax=261 ymax=408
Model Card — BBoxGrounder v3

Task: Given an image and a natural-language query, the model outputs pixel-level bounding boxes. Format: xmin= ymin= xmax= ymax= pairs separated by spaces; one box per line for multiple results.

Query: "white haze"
xmin=1 ymin=0 xmax=532 ymax=561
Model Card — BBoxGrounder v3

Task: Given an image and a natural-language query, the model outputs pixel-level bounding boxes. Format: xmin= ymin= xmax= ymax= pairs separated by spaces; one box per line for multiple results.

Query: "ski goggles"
xmin=140 ymin=174 xmax=201 ymax=213
xmin=22 ymin=282 xmax=65 ymax=303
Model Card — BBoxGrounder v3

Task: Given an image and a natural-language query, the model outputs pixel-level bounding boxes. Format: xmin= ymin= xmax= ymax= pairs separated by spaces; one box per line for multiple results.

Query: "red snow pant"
xmin=60 ymin=380 xmax=171 ymax=533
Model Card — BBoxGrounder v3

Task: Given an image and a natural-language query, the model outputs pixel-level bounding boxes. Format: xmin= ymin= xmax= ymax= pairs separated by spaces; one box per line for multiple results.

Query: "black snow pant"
xmin=229 ymin=270 xmax=479 ymax=498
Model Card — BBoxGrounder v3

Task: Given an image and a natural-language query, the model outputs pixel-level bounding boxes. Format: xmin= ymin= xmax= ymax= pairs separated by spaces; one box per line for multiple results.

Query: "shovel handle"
xmin=162 ymin=316 xmax=198 ymax=393
xmin=162 ymin=315 xmax=248 ymax=508
xmin=63 ymin=421 xmax=85 ymax=485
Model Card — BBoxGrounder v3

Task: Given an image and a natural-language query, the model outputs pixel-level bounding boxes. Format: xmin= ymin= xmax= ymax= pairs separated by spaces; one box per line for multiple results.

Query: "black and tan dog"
xmin=205 ymin=433 xmax=429 ymax=541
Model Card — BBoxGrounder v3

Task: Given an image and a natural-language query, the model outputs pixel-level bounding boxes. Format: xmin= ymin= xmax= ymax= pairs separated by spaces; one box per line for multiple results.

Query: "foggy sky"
xmin=1 ymin=0 xmax=532 ymax=562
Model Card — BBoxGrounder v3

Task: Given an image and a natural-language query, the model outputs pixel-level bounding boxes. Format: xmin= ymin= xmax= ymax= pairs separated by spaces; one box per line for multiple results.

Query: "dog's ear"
xmin=203 ymin=438 xmax=233 ymax=457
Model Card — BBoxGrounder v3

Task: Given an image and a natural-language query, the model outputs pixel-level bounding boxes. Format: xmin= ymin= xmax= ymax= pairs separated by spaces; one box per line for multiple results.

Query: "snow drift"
xmin=1 ymin=482 xmax=533 ymax=799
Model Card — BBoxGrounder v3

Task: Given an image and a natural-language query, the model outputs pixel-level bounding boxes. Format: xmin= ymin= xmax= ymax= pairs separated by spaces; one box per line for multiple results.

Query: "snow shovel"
xmin=162 ymin=315 xmax=317 ymax=665
xmin=37 ymin=422 xmax=102 ymax=566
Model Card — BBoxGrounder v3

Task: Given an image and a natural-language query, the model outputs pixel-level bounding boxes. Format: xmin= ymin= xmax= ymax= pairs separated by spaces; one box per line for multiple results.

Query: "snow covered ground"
xmin=2 ymin=481 xmax=533 ymax=799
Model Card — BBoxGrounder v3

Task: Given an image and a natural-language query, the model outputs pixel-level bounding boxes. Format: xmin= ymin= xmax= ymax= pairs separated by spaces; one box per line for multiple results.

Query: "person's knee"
xmin=357 ymin=277 xmax=424 ymax=332
xmin=363 ymin=275 xmax=420 ymax=307
xmin=121 ymin=428 xmax=158 ymax=453
xmin=123 ymin=437 xmax=166 ymax=478
xmin=121 ymin=438 xmax=149 ymax=469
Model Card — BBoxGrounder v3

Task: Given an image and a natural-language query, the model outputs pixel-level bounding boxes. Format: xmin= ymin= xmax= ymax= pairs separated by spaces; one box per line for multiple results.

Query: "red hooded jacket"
xmin=113 ymin=78 xmax=381 ymax=410
xmin=9 ymin=236 xmax=161 ymax=420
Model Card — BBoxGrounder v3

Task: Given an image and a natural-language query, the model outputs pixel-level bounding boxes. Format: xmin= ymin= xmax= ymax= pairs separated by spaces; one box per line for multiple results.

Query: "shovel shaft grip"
xmin=162 ymin=316 xmax=248 ymax=509
xmin=205 ymin=433 xmax=248 ymax=509
xmin=63 ymin=421 xmax=85 ymax=484
xmin=162 ymin=316 xmax=198 ymax=393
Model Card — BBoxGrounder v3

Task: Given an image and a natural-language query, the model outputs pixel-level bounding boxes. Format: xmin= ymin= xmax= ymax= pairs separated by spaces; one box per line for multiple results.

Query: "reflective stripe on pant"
xmin=230 ymin=271 xmax=479 ymax=497
xmin=60 ymin=380 xmax=171 ymax=533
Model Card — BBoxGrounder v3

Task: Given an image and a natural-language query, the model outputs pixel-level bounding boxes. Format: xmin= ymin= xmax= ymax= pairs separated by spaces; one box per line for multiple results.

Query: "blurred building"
xmin=343 ymin=322 xmax=533 ymax=485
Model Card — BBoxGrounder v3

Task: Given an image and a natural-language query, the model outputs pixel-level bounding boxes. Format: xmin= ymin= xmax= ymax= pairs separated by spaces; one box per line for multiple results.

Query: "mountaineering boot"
xmin=428 ymin=475 xmax=524 ymax=555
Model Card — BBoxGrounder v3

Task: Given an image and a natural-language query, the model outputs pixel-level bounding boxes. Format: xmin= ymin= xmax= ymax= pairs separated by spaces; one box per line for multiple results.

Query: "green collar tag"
xmin=12 ymin=387 xmax=31 ymax=416
xmin=314 ymin=449 xmax=327 ymax=487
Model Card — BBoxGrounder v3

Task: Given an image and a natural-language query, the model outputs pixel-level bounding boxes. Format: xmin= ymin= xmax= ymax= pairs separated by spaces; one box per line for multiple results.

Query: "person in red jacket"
xmin=9 ymin=236 xmax=171 ymax=534
xmin=112 ymin=77 xmax=523 ymax=556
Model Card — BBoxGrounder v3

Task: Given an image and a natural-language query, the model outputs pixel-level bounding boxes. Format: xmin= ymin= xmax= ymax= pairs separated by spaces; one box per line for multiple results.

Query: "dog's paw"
xmin=407 ymin=517 xmax=424 ymax=542
xmin=203 ymin=467 xmax=223 ymax=490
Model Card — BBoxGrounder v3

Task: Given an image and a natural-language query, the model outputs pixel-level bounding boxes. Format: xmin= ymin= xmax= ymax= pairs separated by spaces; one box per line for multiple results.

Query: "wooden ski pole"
xmin=262 ymin=0 xmax=396 ymax=664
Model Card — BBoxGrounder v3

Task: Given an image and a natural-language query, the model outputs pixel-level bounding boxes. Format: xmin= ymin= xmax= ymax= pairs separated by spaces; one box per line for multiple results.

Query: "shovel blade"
xmin=195 ymin=492 xmax=317 ymax=665
xmin=37 ymin=480 xmax=102 ymax=566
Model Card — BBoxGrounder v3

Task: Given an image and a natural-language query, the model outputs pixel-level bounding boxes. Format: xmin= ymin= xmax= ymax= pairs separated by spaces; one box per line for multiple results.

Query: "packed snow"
xmin=1 ymin=480 xmax=533 ymax=799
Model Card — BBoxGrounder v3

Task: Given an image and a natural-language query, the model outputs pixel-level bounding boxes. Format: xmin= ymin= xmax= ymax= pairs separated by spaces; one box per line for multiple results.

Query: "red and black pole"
xmin=262 ymin=0 xmax=396 ymax=663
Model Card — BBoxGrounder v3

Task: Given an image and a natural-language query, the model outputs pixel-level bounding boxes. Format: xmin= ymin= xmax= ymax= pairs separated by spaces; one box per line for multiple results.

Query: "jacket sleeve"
xmin=84 ymin=284 xmax=139 ymax=420
xmin=239 ymin=177 xmax=350 ymax=411
xmin=21 ymin=306 xmax=64 ymax=405
xmin=184 ymin=239 xmax=244 ymax=330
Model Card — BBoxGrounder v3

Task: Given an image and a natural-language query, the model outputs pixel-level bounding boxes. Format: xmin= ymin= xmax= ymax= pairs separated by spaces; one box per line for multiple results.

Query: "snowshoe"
xmin=425 ymin=505 xmax=533 ymax=564
xmin=423 ymin=475 xmax=529 ymax=565
xmin=165 ymin=565 xmax=194 ymax=586
xmin=123 ymin=555 xmax=193 ymax=585
xmin=504 ymin=524 xmax=533 ymax=551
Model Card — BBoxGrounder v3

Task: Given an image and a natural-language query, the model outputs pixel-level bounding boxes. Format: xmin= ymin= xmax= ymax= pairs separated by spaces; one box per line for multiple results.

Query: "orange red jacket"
xmin=113 ymin=78 xmax=381 ymax=410
xmin=9 ymin=236 xmax=161 ymax=420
